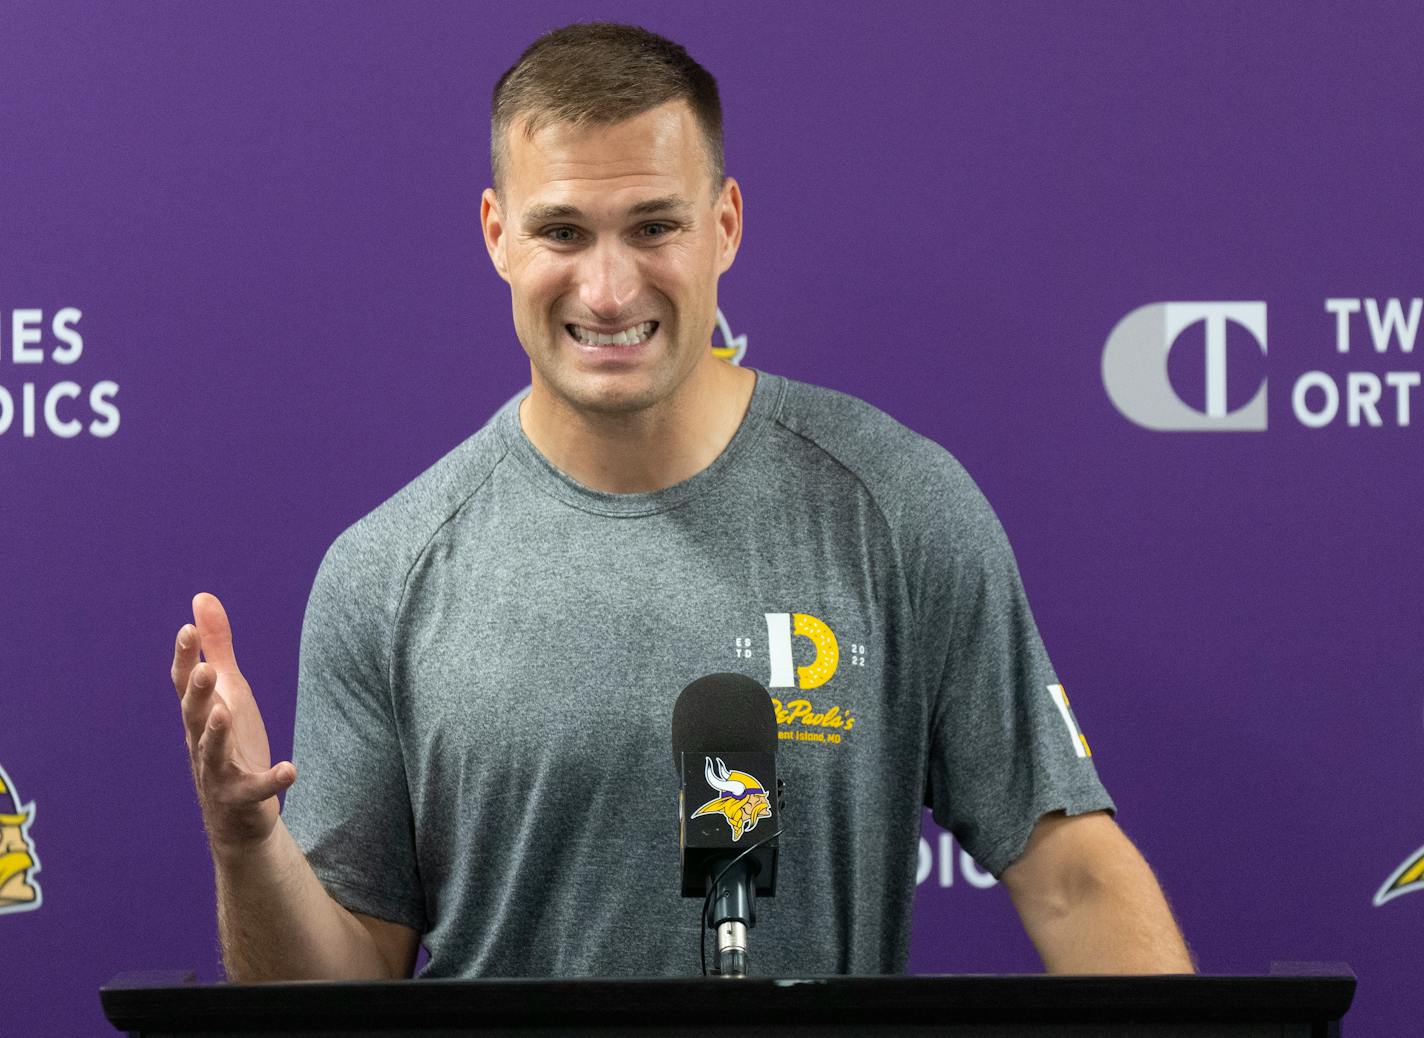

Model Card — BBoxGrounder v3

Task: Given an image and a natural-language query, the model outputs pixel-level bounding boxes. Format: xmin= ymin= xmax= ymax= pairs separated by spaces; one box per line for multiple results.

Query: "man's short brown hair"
xmin=491 ymin=23 xmax=725 ymax=198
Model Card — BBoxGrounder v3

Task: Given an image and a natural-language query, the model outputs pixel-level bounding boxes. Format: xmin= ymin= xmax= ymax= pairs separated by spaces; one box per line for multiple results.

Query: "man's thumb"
xmin=192 ymin=592 xmax=240 ymax=673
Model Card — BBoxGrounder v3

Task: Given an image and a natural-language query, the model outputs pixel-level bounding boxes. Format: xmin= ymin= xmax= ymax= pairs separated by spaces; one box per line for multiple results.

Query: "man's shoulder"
xmin=317 ymin=404 xmax=517 ymax=590
xmin=771 ymin=375 xmax=1019 ymax=610
xmin=772 ymin=374 xmax=980 ymax=514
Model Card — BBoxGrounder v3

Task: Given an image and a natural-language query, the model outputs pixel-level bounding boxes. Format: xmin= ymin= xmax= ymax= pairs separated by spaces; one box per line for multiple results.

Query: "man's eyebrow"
xmin=521 ymin=196 xmax=696 ymax=228
xmin=627 ymin=196 xmax=695 ymax=218
xmin=522 ymin=203 xmax=581 ymax=226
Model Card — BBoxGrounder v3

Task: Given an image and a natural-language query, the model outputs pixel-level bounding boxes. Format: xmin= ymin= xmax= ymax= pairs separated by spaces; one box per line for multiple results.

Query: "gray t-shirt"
xmin=282 ymin=369 xmax=1114 ymax=977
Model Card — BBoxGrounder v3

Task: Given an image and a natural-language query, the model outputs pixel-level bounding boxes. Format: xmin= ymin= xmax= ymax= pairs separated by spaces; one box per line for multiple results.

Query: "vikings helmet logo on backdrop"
xmin=0 ymin=762 xmax=41 ymax=915
xmin=711 ymin=308 xmax=747 ymax=366
xmin=1375 ymin=701 xmax=1424 ymax=907
xmin=1376 ymin=846 xmax=1424 ymax=906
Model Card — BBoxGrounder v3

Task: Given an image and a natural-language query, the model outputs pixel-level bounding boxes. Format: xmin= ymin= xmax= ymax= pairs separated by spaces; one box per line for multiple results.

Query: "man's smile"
xmin=565 ymin=320 xmax=659 ymax=346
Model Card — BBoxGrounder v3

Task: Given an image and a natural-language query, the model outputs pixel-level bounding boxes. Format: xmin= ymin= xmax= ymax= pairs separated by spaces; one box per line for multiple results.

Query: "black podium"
xmin=101 ymin=963 xmax=1355 ymax=1037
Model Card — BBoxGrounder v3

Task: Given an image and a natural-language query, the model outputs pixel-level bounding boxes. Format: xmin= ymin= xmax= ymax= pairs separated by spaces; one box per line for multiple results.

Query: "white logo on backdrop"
xmin=1103 ymin=298 xmax=1424 ymax=431
xmin=1101 ymin=302 xmax=1267 ymax=431
xmin=1 ymin=307 xmax=120 ymax=440
xmin=1298 ymin=298 xmax=1421 ymax=428
xmin=917 ymin=830 xmax=998 ymax=890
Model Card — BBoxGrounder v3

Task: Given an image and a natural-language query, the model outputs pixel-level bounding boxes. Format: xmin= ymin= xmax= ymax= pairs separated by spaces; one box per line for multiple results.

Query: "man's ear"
xmin=481 ymin=188 xmax=510 ymax=284
xmin=715 ymin=177 xmax=744 ymax=275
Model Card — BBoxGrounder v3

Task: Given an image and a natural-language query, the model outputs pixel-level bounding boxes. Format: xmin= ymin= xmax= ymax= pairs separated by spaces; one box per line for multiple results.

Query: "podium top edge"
xmin=103 ymin=965 xmax=1357 ymax=992
xmin=101 ymin=966 xmax=1358 ymax=1033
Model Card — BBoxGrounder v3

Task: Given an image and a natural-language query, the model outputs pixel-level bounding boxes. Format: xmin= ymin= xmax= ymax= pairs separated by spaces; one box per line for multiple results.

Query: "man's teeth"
xmin=569 ymin=321 xmax=656 ymax=346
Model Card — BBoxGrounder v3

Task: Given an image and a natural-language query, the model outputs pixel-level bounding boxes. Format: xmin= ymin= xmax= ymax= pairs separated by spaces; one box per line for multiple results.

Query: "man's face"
xmin=482 ymin=101 xmax=742 ymax=416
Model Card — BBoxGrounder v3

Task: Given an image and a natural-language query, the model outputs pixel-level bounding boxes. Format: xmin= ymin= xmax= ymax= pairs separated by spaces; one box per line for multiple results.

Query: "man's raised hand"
xmin=172 ymin=592 xmax=296 ymax=857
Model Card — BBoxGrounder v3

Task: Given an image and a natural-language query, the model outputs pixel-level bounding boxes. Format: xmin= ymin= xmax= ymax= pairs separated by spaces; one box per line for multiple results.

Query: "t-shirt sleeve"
xmin=903 ymin=446 xmax=1115 ymax=878
xmin=280 ymin=529 xmax=427 ymax=933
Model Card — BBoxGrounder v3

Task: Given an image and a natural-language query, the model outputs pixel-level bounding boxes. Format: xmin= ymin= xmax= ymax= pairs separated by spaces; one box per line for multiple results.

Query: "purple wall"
xmin=2 ymin=2 xmax=1417 ymax=1033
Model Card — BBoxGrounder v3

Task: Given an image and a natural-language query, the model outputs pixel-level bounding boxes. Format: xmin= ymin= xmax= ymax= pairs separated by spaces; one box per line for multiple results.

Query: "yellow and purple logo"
xmin=710 ymin=308 xmax=747 ymax=365
xmin=1376 ymin=846 xmax=1424 ymax=906
xmin=0 ymin=762 xmax=40 ymax=916
xmin=1374 ymin=706 xmax=1424 ymax=907
xmin=691 ymin=757 xmax=771 ymax=842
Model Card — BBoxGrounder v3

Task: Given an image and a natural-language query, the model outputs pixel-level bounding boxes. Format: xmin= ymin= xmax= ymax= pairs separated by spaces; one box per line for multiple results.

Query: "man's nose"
xmin=578 ymin=240 xmax=639 ymax=317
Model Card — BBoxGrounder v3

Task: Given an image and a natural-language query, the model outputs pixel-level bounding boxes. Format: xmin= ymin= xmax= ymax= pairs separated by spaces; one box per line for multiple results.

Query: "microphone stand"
xmin=700 ymin=826 xmax=782 ymax=978
xmin=706 ymin=856 xmax=756 ymax=976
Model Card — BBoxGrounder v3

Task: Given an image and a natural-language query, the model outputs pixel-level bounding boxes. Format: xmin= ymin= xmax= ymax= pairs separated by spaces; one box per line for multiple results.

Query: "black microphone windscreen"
xmin=671 ymin=673 xmax=778 ymax=772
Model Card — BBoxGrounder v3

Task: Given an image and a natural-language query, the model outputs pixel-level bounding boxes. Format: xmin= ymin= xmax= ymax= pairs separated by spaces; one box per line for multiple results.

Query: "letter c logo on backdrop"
xmin=1102 ymin=302 xmax=1268 ymax=431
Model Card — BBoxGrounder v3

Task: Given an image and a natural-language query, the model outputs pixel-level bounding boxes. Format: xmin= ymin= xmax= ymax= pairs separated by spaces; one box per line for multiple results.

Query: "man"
xmin=170 ymin=23 xmax=1194 ymax=981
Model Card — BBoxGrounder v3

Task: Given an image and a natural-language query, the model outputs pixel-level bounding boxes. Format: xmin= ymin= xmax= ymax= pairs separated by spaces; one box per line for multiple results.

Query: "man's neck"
xmin=518 ymin=358 xmax=758 ymax=494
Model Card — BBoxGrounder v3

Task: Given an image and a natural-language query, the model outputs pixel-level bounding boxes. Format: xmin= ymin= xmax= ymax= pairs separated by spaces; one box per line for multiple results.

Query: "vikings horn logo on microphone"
xmin=692 ymin=757 xmax=771 ymax=842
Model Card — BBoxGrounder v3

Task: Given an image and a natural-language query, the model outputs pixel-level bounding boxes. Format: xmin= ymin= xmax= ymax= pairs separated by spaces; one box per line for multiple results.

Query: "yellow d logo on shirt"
xmin=765 ymin=612 xmax=840 ymax=690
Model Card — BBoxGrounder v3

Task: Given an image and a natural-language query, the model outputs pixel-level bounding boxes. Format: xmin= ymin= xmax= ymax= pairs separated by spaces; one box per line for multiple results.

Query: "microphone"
xmin=671 ymin=673 xmax=782 ymax=977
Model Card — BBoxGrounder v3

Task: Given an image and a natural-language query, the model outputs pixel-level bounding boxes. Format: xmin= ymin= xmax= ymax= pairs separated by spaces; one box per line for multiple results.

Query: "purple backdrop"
xmin=3 ymin=2 xmax=1418 ymax=1033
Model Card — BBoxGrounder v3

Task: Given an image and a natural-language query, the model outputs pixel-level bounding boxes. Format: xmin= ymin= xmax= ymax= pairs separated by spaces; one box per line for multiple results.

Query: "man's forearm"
xmin=1020 ymin=842 xmax=1195 ymax=973
xmin=1003 ymin=812 xmax=1194 ymax=974
xmin=214 ymin=819 xmax=394 ymax=981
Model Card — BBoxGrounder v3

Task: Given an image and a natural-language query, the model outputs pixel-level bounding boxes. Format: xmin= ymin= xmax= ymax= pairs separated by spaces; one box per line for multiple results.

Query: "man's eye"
xmin=545 ymin=227 xmax=579 ymax=243
xmin=639 ymin=222 xmax=673 ymax=239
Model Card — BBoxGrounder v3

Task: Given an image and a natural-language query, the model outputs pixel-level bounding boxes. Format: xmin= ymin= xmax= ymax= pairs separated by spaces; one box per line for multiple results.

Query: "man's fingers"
xmin=192 ymin=592 xmax=241 ymax=674
xmin=199 ymin=699 xmax=235 ymax=772
xmin=240 ymin=761 xmax=297 ymax=804
xmin=181 ymin=663 xmax=217 ymax=747
xmin=171 ymin=624 xmax=199 ymax=699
